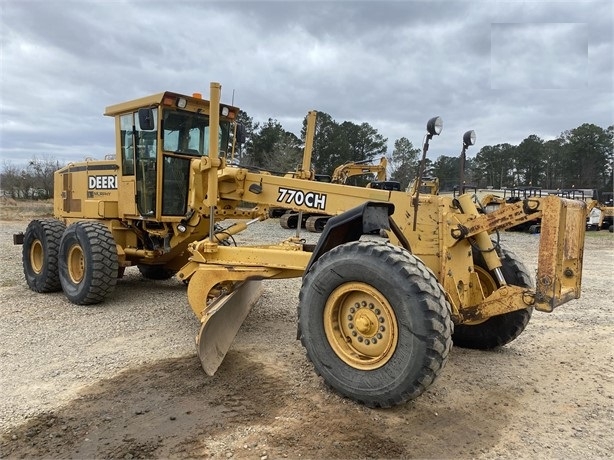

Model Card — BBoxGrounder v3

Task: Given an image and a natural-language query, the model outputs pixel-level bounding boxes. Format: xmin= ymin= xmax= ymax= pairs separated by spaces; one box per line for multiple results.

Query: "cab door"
xmin=161 ymin=155 xmax=190 ymax=216
xmin=117 ymin=113 xmax=137 ymax=217
xmin=159 ymin=110 xmax=206 ymax=217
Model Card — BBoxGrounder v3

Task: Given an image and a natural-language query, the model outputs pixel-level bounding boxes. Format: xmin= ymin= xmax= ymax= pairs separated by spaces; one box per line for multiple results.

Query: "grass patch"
xmin=585 ymin=229 xmax=613 ymax=238
xmin=0 ymin=198 xmax=53 ymax=221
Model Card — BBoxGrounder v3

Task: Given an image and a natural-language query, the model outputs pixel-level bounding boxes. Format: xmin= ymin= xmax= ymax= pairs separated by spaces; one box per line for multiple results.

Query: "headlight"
xmin=463 ymin=130 xmax=476 ymax=146
xmin=427 ymin=116 xmax=443 ymax=136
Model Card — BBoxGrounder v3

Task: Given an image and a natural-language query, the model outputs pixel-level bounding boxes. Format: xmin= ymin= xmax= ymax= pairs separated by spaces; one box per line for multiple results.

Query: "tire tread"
xmin=59 ymin=221 xmax=118 ymax=305
xmin=22 ymin=218 xmax=66 ymax=292
xmin=298 ymin=241 xmax=453 ymax=408
xmin=452 ymin=247 xmax=533 ymax=349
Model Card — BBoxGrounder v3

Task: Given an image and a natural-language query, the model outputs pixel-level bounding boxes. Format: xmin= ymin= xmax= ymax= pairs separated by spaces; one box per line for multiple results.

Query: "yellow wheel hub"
xmin=464 ymin=265 xmax=499 ymax=326
xmin=29 ymin=240 xmax=44 ymax=274
xmin=323 ymin=282 xmax=398 ymax=370
xmin=67 ymin=244 xmax=85 ymax=284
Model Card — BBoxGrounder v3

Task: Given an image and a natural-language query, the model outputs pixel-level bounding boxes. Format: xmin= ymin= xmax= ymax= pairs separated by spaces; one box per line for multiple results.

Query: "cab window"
xmin=120 ymin=114 xmax=134 ymax=175
xmin=134 ymin=109 xmax=158 ymax=216
xmin=162 ymin=110 xmax=231 ymax=156
xmin=163 ymin=111 xmax=207 ymax=155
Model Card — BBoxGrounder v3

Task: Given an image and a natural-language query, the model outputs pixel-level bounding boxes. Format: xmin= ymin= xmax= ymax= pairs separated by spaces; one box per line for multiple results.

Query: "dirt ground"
xmin=0 ymin=201 xmax=613 ymax=459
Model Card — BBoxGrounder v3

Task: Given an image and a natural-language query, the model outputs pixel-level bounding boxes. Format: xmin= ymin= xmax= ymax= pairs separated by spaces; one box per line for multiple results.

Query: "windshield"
xmin=162 ymin=110 xmax=230 ymax=156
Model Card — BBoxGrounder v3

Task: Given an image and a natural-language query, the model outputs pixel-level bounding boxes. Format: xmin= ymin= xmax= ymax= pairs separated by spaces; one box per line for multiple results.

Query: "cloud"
xmin=0 ymin=0 xmax=612 ymax=167
xmin=491 ymin=22 xmax=588 ymax=89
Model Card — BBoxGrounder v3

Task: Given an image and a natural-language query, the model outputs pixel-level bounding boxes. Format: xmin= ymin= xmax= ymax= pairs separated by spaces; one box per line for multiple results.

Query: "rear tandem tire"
xmin=58 ymin=221 xmax=119 ymax=305
xmin=452 ymin=247 xmax=533 ymax=349
xmin=22 ymin=219 xmax=66 ymax=293
xmin=298 ymin=241 xmax=453 ymax=408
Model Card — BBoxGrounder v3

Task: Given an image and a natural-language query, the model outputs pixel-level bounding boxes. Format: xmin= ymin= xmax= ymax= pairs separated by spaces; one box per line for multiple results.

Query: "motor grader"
xmin=15 ymin=82 xmax=586 ymax=408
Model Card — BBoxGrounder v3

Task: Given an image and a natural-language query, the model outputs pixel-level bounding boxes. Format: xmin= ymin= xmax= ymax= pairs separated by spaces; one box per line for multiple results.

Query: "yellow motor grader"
xmin=15 ymin=83 xmax=586 ymax=408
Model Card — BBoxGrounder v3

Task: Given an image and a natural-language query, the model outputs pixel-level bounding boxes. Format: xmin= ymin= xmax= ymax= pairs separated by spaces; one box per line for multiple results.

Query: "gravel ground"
xmin=0 ymin=216 xmax=613 ymax=459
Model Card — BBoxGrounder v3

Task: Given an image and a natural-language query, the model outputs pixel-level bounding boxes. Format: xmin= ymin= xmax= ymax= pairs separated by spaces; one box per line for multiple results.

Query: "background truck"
xmin=15 ymin=82 xmax=586 ymax=408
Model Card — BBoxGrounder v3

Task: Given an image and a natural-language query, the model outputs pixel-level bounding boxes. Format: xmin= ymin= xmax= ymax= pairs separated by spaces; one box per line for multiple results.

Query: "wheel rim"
xmin=464 ymin=265 xmax=499 ymax=326
xmin=67 ymin=243 xmax=85 ymax=283
xmin=323 ymin=282 xmax=398 ymax=370
xmin=475 ymin=265 xmax=498 ymax=296
xmin=29 ymin=240 xmax=44 ymax=274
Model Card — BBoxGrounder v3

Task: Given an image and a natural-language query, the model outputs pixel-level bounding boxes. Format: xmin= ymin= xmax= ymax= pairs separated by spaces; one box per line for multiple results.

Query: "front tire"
xmin=22 ymin=219 xmax=66 ymax=293
xmin=452 ymin=247 xmax=533 ymax=349
xmin=58 ymin=221 xmax=118 ymax=305
xmin=298 ymin=241 xmax=453 ymax=408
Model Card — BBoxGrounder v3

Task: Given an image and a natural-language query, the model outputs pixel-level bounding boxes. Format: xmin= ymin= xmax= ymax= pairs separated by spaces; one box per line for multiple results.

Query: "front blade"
xmin=196 ymin=280 xmax=263 ymax=376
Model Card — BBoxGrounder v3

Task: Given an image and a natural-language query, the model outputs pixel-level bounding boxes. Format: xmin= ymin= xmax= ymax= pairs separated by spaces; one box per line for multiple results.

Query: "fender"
xmin=304 ymin=201 xmax=395 ymax=274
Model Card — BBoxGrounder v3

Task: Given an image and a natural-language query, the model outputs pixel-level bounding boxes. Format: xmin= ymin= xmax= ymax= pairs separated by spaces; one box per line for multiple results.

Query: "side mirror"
xmin=138 ymin=108 xmax=155 ymax=131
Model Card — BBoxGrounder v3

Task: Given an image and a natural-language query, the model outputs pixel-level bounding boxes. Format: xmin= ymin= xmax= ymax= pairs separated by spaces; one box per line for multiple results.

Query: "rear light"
xmin=162 ymin=95 xmax=175 ymax=106
xmin=162 ymin=95 xmax=188 ymax=108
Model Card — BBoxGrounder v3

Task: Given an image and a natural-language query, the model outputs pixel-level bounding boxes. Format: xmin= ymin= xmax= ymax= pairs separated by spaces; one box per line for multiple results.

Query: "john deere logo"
xmin=88 ymin=175 xmax=118 ymax=190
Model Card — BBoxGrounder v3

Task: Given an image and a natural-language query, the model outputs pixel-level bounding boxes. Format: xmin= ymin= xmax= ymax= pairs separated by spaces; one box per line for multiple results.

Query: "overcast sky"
xmin=1 ymin=0 xmax=612 ymax=168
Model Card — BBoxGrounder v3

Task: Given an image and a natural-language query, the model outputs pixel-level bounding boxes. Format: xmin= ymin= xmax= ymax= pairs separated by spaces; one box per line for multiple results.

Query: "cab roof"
xmin=103 ymin=91 xmax=239 ymax=117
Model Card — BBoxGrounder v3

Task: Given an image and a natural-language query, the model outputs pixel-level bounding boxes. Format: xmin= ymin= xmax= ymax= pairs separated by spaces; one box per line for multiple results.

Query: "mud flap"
xmin=196 ymin=280 xmax=264 ymax=376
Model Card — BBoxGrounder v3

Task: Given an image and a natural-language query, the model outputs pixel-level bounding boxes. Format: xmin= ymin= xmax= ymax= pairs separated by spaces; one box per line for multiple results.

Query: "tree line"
xmin=1 ymin=157 xmax=60 ymax=199
xmin=234 ymin=110 xmax=388 ymax=177
xmin=2 ymin=114 xmax=612 ymax=200
xmin=462 ymin=124 xmax=613 ymax=194
xmin=236 ymin=111 xmax=613 ymax=195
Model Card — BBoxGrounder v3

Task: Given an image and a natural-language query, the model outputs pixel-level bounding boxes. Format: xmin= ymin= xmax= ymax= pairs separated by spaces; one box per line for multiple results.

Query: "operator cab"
xmin=105 ymin=92 xmax=239 ymax=220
